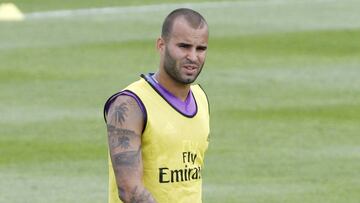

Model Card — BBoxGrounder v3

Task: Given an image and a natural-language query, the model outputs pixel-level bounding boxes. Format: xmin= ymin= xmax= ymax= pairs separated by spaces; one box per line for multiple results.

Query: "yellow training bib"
xmin=107 ymin=76 xmax=210 ymax=203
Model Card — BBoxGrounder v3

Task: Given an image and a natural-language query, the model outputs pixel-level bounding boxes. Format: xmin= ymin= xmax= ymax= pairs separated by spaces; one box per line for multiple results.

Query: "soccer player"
xmin=104 ymin=8 xmax=210 ymax=203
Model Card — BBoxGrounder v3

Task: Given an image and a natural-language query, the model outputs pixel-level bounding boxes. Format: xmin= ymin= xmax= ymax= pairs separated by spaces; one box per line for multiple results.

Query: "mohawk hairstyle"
xmin=161 ymin=8 xmax=208 ymax=41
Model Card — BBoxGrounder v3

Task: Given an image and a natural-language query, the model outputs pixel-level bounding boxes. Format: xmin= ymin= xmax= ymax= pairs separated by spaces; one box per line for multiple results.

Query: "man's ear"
xmin=156 ymin=37 xmax=165 ymax=53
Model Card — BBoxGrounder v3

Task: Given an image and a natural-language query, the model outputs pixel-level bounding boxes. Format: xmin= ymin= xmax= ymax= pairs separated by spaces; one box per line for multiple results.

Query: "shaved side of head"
xmin=161 ymin=8 xmax=208 ymax=41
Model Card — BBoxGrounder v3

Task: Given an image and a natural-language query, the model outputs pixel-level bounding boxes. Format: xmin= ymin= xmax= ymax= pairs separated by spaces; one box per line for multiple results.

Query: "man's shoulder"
xmin=103 ymin=76 xmax=147 ymax=122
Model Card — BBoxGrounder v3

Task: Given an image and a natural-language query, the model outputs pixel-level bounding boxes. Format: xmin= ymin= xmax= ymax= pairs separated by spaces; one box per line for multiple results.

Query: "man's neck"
xmin=153 ymin=72 xmax=190 ymax=102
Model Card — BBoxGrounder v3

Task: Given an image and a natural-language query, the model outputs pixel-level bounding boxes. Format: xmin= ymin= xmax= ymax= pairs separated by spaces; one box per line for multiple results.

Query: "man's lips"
xmin=183 ymin=64 xmax=198 ymax=70
xmin=182 ymin=64 xmax=198 ymax=75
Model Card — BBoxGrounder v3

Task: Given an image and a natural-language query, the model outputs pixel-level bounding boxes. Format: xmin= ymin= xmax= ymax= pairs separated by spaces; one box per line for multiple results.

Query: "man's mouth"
xmin=183 ymin=63 xmax=198 ymax=69
xmin=182 ymin=64 xmax=198 ymax=75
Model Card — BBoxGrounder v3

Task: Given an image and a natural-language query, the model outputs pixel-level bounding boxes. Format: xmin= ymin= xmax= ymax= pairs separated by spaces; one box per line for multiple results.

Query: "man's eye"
xmin=179 ymin=44 xmax=190 ymax=48
xmin=197 ymin=47 xmax=207 ymax=51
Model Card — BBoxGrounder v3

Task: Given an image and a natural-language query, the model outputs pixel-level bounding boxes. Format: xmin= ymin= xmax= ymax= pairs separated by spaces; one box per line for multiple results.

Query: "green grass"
xmin=11 ymin=0 xmax=233 ymax=12
xmin=1 ymin=0 xmax=360 ymax=202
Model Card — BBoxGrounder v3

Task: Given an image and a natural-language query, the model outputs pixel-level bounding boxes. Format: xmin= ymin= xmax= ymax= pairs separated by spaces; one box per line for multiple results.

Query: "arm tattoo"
xmin=107 ymin=124 xmax=138 ymax=149
xmin=129 ymin=186 xmax=155 ymax=203
xmin=118 ymin=186 xmax=156 ymax=203
xmin=113 ymin=147 xmax=141 ymax=167
xmin=117 ymin=136 xmax=130 ymax=149
xmin=118 ymin=186 xmax=126 ymax=199
xmin=114 ymin=102 xmax=128 ymax=125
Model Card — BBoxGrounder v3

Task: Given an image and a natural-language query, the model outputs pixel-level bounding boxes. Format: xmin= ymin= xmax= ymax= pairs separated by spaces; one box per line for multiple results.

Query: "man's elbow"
xmin=117 ymin=184 xmax=136 ymax=202
xmin=117 ymin=185 xmax=128 ymax=202
xmin=117 ymin=184 xmax=139 ymax=202
xmin=117 ymin=184 xmax=155 ymax=203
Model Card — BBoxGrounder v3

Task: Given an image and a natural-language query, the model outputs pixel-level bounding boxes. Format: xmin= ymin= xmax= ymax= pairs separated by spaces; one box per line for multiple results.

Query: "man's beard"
xmin=163 ymin=46 xmax=203 ymax=85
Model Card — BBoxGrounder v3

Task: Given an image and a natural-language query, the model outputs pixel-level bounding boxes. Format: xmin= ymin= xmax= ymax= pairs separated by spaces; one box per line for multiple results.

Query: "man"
xmin=104 ymin=8 xmax=210 ymax=203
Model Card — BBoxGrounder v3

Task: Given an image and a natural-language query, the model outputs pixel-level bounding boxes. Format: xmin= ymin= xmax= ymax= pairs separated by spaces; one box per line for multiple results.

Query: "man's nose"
xmin=186 ymin=48 xmax=197 ymax=62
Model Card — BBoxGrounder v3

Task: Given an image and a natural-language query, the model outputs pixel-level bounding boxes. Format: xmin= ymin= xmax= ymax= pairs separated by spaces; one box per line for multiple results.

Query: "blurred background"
xmin=0 ymin=0 xmax=359 ymax=202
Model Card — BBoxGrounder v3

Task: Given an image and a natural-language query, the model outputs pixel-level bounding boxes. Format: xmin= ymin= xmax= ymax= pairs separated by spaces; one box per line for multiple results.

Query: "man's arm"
xmin=106 ymin=95 xmax=156 ymax=203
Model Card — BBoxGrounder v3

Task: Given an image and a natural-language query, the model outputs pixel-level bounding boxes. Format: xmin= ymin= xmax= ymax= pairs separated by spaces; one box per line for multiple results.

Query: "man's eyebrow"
xmin=177 ymin=42 xmax=192 ymax=47
xmin=177 ymin=42 xmax=191 ymax=45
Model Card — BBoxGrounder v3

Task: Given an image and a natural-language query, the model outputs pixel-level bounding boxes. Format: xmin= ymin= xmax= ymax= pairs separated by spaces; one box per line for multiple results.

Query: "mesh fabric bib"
xmin=108 ymin=77 xmax=210 ymax=203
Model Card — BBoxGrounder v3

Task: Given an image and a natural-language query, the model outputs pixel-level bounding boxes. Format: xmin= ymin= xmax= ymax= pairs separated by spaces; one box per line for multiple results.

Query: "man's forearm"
xmin=118 ymin=185 xmax=157 ymax=203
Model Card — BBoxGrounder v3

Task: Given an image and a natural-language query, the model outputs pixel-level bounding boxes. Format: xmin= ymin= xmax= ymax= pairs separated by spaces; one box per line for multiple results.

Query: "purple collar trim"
xmin=143 ymin=73 xmax=197 ymax=117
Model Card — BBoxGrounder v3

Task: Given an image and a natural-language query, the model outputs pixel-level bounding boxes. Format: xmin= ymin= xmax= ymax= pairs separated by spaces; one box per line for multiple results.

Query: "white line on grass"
xmin=25 ymin=0 xmax=338 ymax=20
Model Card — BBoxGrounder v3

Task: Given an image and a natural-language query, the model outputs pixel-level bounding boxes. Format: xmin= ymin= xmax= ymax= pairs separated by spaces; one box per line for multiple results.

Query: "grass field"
xmin=1 ymin=0 xmax=360 ymax=202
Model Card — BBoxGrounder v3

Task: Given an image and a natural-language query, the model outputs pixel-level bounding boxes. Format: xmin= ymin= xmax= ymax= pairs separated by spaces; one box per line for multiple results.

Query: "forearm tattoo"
xmin=129 ymin=186 xmax=155 ymax=203
xmin=118 ymin=186 xmax=156 ymax=203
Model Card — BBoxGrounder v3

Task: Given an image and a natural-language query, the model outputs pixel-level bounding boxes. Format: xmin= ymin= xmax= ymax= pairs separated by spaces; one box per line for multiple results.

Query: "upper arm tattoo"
xmin=107 ymin=97 xmax=142 ymax=150
xmin=107 ymin=98 xmax=142 ymax=168
xmin=114 ymin=102 xmax=129 ymax=125
xmin=107 ymin=124 xmax=138 ymax=149
xmin=113 ymin=146 xmax=141 ymax=167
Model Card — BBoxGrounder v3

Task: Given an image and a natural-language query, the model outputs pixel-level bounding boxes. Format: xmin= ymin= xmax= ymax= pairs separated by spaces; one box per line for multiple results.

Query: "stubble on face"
xmin=163 ymin=45 xmax=203 ymax=85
